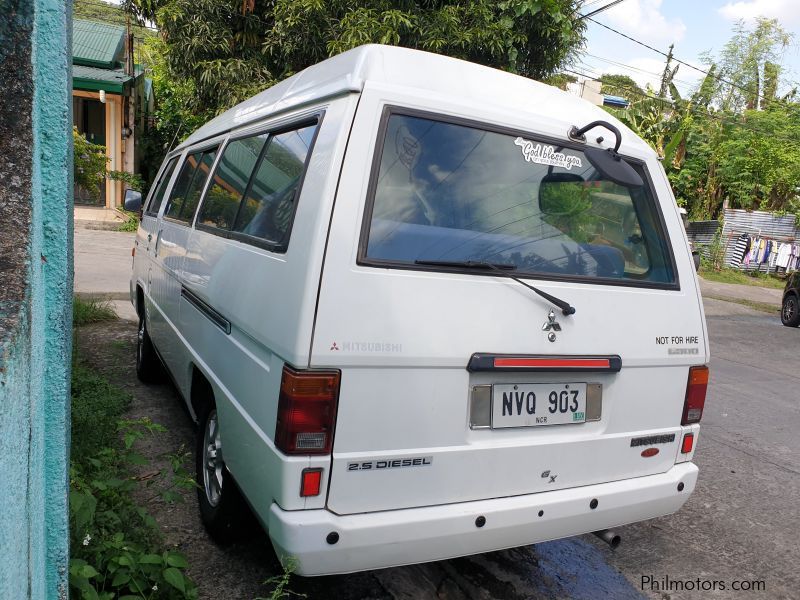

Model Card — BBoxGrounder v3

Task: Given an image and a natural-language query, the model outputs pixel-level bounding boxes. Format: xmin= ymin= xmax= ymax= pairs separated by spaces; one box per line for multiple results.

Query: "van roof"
xmin=177 ymin=44 xmax=653 ymax=157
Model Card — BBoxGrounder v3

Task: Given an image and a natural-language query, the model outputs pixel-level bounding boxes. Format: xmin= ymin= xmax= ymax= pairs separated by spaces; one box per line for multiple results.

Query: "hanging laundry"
xmin=776 ymin=242 xmax=793 ymax=269
xmin=732 ymin=232 xmax=751 ymax=265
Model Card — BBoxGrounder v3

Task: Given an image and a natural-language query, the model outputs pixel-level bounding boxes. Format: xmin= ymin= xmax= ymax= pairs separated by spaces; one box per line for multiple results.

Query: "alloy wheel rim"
xmin=202 ymin=410 xmax=223 ymax=507
xmin=136 ymin=320 xmax=144 ymax=367
xmin=784 ymin=298 xmax=796 ymax=322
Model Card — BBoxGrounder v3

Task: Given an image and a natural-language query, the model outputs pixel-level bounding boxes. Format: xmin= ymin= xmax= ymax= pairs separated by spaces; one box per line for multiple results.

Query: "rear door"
xmin=311 ymin=93 xmax=708 ymax=515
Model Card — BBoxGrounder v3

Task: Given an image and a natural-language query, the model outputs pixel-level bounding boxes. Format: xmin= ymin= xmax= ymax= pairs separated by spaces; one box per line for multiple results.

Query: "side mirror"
xmin=538 ymin=172 xmax=588 ymax=215
xmin=692 ymin=250 xmax=701 ymax=272
xmin=123 ymin=189 xmax=142 ymax=213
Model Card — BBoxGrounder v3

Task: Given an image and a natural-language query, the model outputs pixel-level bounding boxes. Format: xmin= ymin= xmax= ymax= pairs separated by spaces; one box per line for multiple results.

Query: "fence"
xmin=687 ymin=209 xmax=798 ymax=273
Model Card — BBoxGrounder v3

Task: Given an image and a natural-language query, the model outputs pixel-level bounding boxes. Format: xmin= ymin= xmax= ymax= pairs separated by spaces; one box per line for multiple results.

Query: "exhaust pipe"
xmin=593 ymin=529 xmax=621 ymax=549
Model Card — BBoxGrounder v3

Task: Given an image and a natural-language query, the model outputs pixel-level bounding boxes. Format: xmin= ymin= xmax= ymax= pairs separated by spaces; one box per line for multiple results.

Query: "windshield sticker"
xmin=514 ymin=137 xmax=583 ymax=170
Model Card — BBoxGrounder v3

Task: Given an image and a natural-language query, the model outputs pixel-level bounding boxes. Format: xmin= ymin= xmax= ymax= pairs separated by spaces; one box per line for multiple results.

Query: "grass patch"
xmin=70 ymin=356 xmax=197 ymax=599
xmin=704 ymin=294 xmax=780 ymax=314
xmin=74 ymin=296 xmax=118 ymax=326
xmin=117 ymin=209 xmax=140 ymax=232
xmin=71 ymin=363 xmax=131 ymax=461
xmin=699 ymin=267 xmax=786 ymax=290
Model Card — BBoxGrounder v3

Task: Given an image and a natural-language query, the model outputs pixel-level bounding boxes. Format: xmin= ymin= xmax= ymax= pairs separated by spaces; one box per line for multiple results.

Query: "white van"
xmin=127 ymin=45 xmax=709 ymax=576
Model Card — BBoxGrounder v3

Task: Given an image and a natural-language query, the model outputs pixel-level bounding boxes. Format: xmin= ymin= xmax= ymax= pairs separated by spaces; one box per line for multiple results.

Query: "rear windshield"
xmin=362 ymin=111 xmax=676 ymax=287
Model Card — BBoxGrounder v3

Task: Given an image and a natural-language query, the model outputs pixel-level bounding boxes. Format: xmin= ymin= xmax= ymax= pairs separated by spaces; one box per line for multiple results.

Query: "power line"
xmin=579 ymin=0 xmax=628 ymax=20
xmin=564 ymin=66 xmax=800 ymax=144
xmin=582 ymin=52 xmax=697 ymax=90
xmin=585 ymin=16 xmax=784 ymax=108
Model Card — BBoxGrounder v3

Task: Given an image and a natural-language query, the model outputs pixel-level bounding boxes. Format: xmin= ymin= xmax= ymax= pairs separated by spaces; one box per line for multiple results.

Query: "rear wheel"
xmin=781 ymin=294 xmax=800 ymax=327
xmin=196 ymin=404 xmax=254 ymax=543
xmin=136 ymin=314 xmax=163 ymax=383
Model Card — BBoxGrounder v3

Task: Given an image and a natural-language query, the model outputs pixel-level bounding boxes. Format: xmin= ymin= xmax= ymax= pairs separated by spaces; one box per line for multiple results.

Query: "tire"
xmin=195 ymin=404 xmax=255 ymax=543
xmin=781 ymin=293 xmax=800 ymax=327
xmin=136 ymin=314 xmax=164 ymax=383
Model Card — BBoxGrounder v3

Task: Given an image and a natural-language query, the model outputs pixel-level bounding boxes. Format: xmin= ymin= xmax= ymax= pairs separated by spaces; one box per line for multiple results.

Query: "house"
xmin=72 ymin=18 xmax=152 ymax=209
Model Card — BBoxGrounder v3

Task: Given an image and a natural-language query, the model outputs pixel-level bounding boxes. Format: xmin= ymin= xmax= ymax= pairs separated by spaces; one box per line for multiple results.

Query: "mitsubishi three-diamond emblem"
xmin=542 ymin=310 xmax=561 ymax=332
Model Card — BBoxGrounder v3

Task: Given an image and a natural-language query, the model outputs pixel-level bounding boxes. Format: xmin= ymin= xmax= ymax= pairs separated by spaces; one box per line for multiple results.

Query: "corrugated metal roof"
xmin=73 ymin=64 xmax=132 ymax=93
xmin=686 ymin=220 xmax=720 ymax=259
xmin=73 ymin=19 xmax=125 ymax=69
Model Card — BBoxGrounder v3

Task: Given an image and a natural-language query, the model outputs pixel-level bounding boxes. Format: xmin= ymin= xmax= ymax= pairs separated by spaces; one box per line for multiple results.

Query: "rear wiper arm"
xmin=414 ymin=259 xmax=576 ymax=316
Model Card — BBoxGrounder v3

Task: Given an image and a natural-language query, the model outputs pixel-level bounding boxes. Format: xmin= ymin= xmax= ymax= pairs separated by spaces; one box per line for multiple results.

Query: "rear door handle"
xmin=147 ymin=233 xmax=152 ymax=242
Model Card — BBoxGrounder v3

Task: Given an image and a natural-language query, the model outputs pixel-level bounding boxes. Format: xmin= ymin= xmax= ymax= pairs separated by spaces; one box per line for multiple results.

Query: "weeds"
xmin=256 ymin=561 xmax=306 ymax=600
xmin=74 ymin=297 xmax=118 ymax=326
xmin=118 ymin=209 xmax=140 ymax=232
xmin=70 ymin=359 xmax=197 ymax=599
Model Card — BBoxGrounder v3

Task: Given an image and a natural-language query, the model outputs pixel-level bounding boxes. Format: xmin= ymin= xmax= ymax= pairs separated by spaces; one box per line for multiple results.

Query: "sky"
xmin=579 ymin=0 xmax=800 ymax=98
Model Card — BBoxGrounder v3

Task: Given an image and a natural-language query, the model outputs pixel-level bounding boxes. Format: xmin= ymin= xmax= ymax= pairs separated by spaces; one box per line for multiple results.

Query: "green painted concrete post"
xmin=0 ymin=0 xmax=72 ymax=598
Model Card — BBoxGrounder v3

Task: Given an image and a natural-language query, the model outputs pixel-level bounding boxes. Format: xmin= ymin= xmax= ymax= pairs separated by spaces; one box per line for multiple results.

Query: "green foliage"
xmin=70 ymin=358 xmax=197 ymax=599
xmin=539 ymin=181 xmax=593 ymax=242
xmin=599 ymin=73 xmax=643 ymax=98
xmin=255 ymin=561 xmax=305 ymax=600
xmin=705 ymin=17 xmax=792 ymax=112
xmin=73 ymin=297 xmax=119 ymax=327
xmin=541 ymin=72 xmax=577 ymax=90
xmin=71 ymin=362 xmax=130 ymax=460
xmin=118 ymin=210 xmax=141 ymax=232
xmin=110 ymin=170 xmax=145 ymax=192
xmin=129 ymin=0 xmax=585 ymax=116
xmin=130 ymin=0 xmax=585 ymax=188
xmin=75 ymin=0 xmax=157 ymax=39
xmin=699 ymin=265 xmax=786 ymax=289
xmin=699 ymin=226 xmax=726 ymax=272
xmin=74 ymin=128 xmax=109 ymax=201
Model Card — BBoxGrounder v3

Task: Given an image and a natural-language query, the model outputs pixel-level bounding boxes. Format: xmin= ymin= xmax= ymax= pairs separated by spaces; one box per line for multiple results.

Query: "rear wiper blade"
xmin=414 ymin=259 xmax=576 ymax=316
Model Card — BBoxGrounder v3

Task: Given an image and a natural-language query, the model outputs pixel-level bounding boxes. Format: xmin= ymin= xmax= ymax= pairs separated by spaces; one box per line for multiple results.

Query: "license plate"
xmin=492 ymin=383 xmax=587 ymax=428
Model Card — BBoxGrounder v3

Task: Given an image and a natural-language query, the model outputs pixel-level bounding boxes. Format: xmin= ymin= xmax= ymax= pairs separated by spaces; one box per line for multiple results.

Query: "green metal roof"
xmin=73 ymin=64 xmax=131 ymax=94
xmin=73 ymin=19 xmax=125 ymax=69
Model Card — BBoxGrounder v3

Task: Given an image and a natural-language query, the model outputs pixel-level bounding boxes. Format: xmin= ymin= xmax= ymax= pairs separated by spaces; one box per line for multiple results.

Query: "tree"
xmin=126 ymin=0 xmax=587 ymax=116
xmin=599 ymin=73 xmax=643 ymax=98
xmin=703 ymin=17 xmax=792 ymax=112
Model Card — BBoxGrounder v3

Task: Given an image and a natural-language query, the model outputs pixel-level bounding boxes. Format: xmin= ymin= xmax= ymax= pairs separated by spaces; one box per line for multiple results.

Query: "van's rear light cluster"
xmin=681 ymin=365 xmax=709 ymax=425
xmin=275 ymin=366 xmax=340 ymax=455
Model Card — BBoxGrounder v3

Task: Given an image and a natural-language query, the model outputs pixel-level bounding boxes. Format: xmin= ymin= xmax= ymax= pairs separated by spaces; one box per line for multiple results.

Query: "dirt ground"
xmin=75 ymin=319 xmax=643 ymax=600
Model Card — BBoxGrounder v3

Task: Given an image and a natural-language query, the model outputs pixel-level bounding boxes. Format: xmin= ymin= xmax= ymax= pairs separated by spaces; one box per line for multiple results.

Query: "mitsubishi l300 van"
xmin=127 ymin=45 xmax=709 ymax=576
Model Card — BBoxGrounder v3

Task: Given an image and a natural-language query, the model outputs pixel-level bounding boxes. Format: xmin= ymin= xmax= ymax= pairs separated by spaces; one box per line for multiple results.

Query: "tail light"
xmin=681 ymin=365 xmax=709 ymax=425
xmin=275 ymin=366 xmax=340 ymax=455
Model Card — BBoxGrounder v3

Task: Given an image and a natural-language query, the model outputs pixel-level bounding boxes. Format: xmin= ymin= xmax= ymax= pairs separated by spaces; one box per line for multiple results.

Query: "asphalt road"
xmin=598 ymin=297 xmax=800 ymax=599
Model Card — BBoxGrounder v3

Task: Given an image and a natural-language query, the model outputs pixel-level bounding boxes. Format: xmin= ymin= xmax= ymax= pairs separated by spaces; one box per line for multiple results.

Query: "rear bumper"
xmin=268 ymin=462 xmax=698 ymax=576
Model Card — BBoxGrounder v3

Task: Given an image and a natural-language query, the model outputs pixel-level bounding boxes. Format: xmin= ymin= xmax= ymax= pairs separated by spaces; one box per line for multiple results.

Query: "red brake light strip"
xmin=467 ymin=354 xmax=622 ymax=372
xmin=494 ymin=357 xmax=610 ymax=369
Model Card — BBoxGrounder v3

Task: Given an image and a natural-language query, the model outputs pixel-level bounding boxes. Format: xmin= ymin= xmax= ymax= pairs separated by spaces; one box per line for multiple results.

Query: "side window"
xmin=144 ymin=157 xmax=178 ymax=216
xmin=232 ymin=123 xmax=317 ymax=248
xmin=164 ymin=147 xmax=218 ymax=223
xmin=197 ymin=134 xmax=268 ymax=230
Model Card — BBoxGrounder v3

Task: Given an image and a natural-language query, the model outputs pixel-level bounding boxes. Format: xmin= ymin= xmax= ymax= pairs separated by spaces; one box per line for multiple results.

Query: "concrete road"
xmin=74 ymin=228 xmax=137 ymax=320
